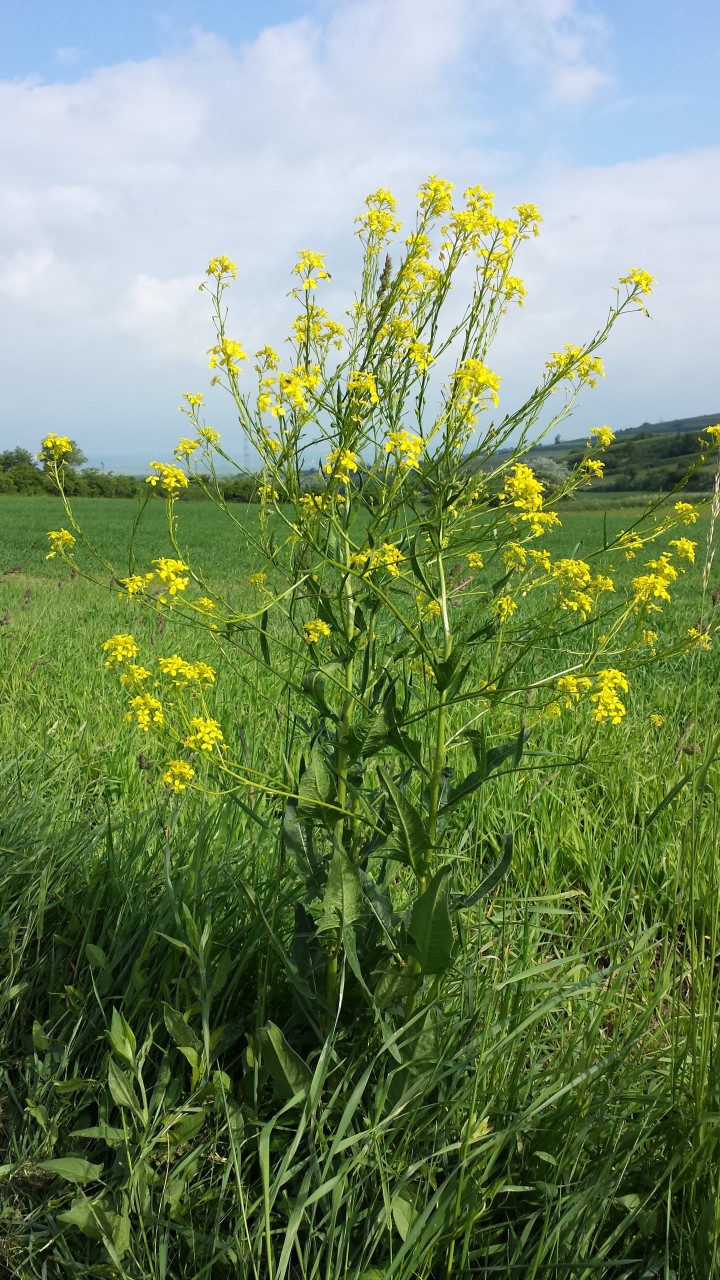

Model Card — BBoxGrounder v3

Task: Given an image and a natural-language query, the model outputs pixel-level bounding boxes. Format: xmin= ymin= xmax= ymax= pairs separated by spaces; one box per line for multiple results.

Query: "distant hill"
xmin=531 ymin=412 xmax=720 ymax=494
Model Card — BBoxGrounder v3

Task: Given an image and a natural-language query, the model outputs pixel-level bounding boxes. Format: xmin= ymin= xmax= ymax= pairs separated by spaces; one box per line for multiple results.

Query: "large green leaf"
xmin=257 ymin=1022 xmax=312 ymax=1101
xmin=317 ymin=846 xmax=363 ymax=932
xmin=107 ymin=1059 xmax=142 ymax=1118
xmin=408 ymin=867 xmax=454 ymax=975
xmin=298 ymin=744 xmax=335 ymax=817
xmin=38 ymin=1157 xmax=103 ymax=1184
xmin=379 ymin=769 xmax=430 ymax=873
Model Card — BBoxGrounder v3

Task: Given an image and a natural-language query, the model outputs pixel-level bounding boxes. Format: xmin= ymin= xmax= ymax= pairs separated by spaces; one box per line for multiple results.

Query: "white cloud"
xmin=0 ymin=0 xmax=714 ymax=466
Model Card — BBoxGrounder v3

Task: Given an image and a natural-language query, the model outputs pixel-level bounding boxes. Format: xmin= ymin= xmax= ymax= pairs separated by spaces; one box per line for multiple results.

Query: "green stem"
xmin=326 ymin=547 xmax=356 ymax=1018
xmin=406 ymin=544 xmax=452 ymax=1018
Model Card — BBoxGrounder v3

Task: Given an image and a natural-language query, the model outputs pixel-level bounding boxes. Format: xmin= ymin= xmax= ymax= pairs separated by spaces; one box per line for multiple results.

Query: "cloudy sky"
xmin=1 ymin=0 xmax=718 ymax=469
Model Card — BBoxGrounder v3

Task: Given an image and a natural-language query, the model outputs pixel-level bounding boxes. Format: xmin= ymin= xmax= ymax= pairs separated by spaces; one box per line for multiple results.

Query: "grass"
xmin=2 ymin=493 xmax=720 ymax=1278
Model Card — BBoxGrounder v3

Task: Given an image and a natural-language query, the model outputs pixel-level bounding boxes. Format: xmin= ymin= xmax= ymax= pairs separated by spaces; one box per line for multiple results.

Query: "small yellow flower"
xmin=620 ymin=267 xmax=654 ymax=295
xmin=703 ymin=424 xmax=720 ymax=445
xmin=126 ymin=693 xmax=164 ymax=731
xmin=303 ymin=618 xmax=331 ymax=644
xmin=184 ymin=716 xmax=224 ymax=752
xmin=182 ymin=392 xmax=204 ymax=407
xmin=590 ymin=669 xmax=629 ymax=725
xmin=195 ymin=597 xmax=217 ymax=612
xmin=580 ymin=458 xmax=605 ymax=479
xmin=674 ymin=501 xmax=699 ymax=525
xmin=669 ymin=537 xmax=696 ymax=563
xmin=249 ymin=572 xmax=267 ymax=588
xmin=120 ymin=664 xmax=152 ymax=688
xmin=119 ymin=572 xmax=154 ymax=596
xmin=494 ymin=595 xmax=517 ymax=623
xmin=146 ymin=462 xmax=190 ymax=497
xmin=162 ymin=760 xmax=196 ymax=793
xmin=467 ymin=552 xmax=484 ymax=569
xmin=197 ymin=426 xmax=221 ymax=445
xmin=208 ymin=337 xmax=247 ymax=374
xmin=206 ymin=256 xmax=238 ymax=280
xmin=152 ymin=558 xmax=190 ymax=598
xmin=46 ymin=528 xmax=76 ymax=559
xmin=39 ymin=434 xmax=73 ymax=462
xmin=555 ymin=674 xmax=592 ymax=707
xmin=688 ymin=627 xmax=712 ymax=651
xmin=103 ymin=634 xmax=139 ymax=666
xmin=377 ymin=543 xmax=405 ymax=577
xmin=650 ymin=714 xmax=665 ymax=727
xmin=588 ymin=426 xmax=616 ymax=449
xmin=174 ymin=437 xmax=199 ymax=459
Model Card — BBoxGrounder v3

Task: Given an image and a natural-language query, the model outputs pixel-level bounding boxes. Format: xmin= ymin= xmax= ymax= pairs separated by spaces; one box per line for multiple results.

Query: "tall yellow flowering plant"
xmin=45 ymin=178 xmax=711 ymax=1029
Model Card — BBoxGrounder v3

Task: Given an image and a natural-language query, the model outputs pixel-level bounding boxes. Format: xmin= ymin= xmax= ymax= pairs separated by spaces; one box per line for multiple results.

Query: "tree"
xmin=0 ymin=447 xmax=36 ymax=471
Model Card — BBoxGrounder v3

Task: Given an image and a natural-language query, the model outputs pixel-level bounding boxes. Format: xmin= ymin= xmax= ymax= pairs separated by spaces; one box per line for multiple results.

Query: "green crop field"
xmin=2 ymin=492 xmax=720 ymax=1279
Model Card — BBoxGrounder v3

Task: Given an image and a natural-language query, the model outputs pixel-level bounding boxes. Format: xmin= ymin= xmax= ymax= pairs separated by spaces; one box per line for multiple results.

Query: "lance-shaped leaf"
xmin=378 ymin=768 xmax=431 ymax=873
xmin=408 ymin=867 xmax=454 ymax=975
xmin=301 ymin=668 xmax=337 ymax=721
xmin=298 ymin=744 xmax=335 ymax=818
xmin=257 ymin=1022 xmax=312 ymax=1101
xmin=317 ymin=846 xmax=363 ymax=932
xmin=452 ymin=833 xmax=513 ymax=910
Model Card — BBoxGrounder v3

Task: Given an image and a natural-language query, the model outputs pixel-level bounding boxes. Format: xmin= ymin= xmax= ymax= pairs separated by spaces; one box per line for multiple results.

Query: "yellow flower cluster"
xmin=494 ymin=594 xmax=517 ymax=622
xmin=208 ymin=337 xmax=247 ymax=375
xmin=550 ymin=559 xmax=614 ymax=618
xmin=347 ymin=370 xmax=379 ymax=405
xmin=385 ymin=430 xmax=424 ymax=470
xmin=46 ymin=528 xmax=76 ymax=559
xmin=546 ymin=345 xmax=604 ymax=388
xmin=197 ymin=426 xmax=221 ymax=445
xmin=182 ymin=392 xmax=204 ymax=407
xmin=467 ymin=552 xmax=484 ymax=569
xmin=103 ymin=633 xmax=139 ymax=666
xmin=184 ymin=716 xmax=224 ymax=752
xmin=174 ymin=438 xmax=199 ymax=459
xmin=146 ymin=462 xmax=190 ymax=497
xmin=377 ymin=543 xmax=404 ymax=576
xmin=291 ymin=306 xmax=345 ymax=351
xmin=590 ymin=669 xmax=629 ymax=724
xmin=355 ymin=188 xmax=402 ymax=245
xmin=119 ymin=664 xmax=152 ymax=688
xmin=500 ymin=464 xmax=561 ymax=538
xmin=650 ymin=713 xmax=665 ymax=727
xmin=674 ymin=502 xmax=699 ymax=525
xmin=407 ymin=340 xmax=434 ymax=371
xmin=503 ymin=542 xmax=527 ymax=570
xmin=669 ymin=537 xmax=696 ymax=563
xmin=119 ymin=572 xmax=155 ymax=596
xmin=152 ymin=557 xmax=190 ymax=598
xmin=162 ymin=759 xmax=196 ymax=792
xmin=688 ymin=627 xmax=712 ymax=651
xmin=258 ymin=483 xmax=279 ymax=503
xmin=249 ymin=572 xmax=267 ymax=588
xmin=618 ymin=530 xmax=644 ymax=559
xmin=292 ymin=249 xmax=330 ymax=290
xmin=589 ymin=426 xmax=616 ymax=449
xmin=324 ymin=448 xmax=359 ymax=484
xmin=127 ymin=693 xmax=164 ymax=731
xmin=39 ymin=434 xmax=73 ymax=462
xmin=704 ymin=424 xmax=720 ymax=445
xmin=620 ymin=268 xmax=654 ymax=295
xmin=206 ymin=256 xmax=238 ymax=280
xmin=157 ymin=655 xmax=216 ymax=685
xmin=632 ymin=553 xmax=677 ymax=606
xmin=555 ymin=674 xmax=593 ymax=707
xmin=418 ymin=175 xmax=455 ymax=217
xmin=451 ymin=358 xmax=501 ymax=416
xmin=580 ymin=458 xmax=605 ymax=479
xmin=304 ymin=618 xmax=331 ymax=644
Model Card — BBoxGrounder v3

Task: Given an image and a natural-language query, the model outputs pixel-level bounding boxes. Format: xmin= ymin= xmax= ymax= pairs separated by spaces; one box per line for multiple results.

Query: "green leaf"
xmin=298 ymin=744 xmax=335 ymax=817
xmin=107 ymin=1059 xmax=142 ymax=1117
xmin=163 ymin=1003 xmax=202 ymax=1052
xmin=85 ymin=943 xmax=107 ymax=969
xmin=318 ymin=846 xmax=363 ymax=932
xmin=32 ymin=1020 xmax=51 ymax=1052
xmin=259 ymin=609 xmax=270 ymax=666
xmin=71 ymin=1124 xmax=124 ymax=1146
xmin=453 ymin=833 xmax=513 ymax=910
xmin=257 ymin=1022 xmax=312 ymax=1101
xmin=38 ymin=1157 xmax=103 ymax=1184
xmin=379 ymin=769 xmax=430 ymax=873
xmin=109 ymin=1008 xmax=136 ymax=1065
xmin=301 ymin=668 xmax=337 ymax=721
xmin=409 ymin=867 xmax=454 ymax=975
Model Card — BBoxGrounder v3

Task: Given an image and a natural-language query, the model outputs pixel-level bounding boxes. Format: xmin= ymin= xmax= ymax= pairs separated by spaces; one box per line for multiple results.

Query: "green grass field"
xmin=2 ymin=493 xmax=720 ymax=1278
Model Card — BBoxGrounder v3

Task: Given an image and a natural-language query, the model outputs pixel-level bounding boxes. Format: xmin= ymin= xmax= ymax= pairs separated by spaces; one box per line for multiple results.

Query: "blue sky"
xmin=1 ymin=0 xmax=718 ymax=467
